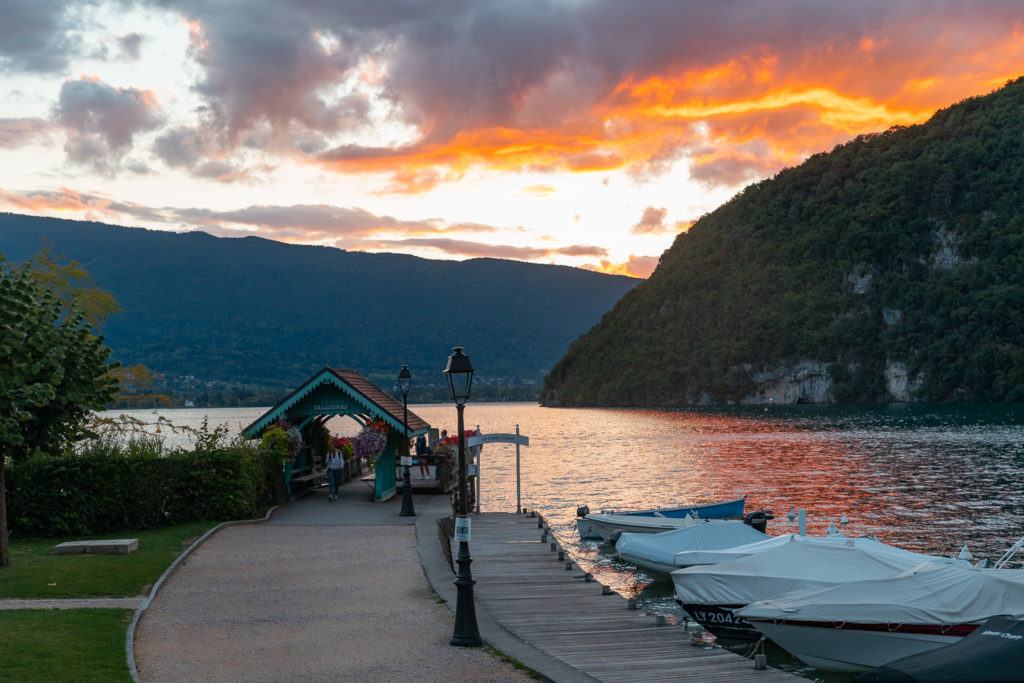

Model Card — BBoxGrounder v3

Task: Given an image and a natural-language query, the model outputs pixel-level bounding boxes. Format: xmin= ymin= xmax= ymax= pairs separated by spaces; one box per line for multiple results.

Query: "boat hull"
xmin=678 ymin=603 xmax=758 ymax=640
xmin=608 ymin=496 xmax=746 ymax=519
xmin=577 ymin=514 xmax=699 ymax=540
xmin=746 ymin=619 xmax=973 ymax=672
xmin=577 ymin=497 xmax=746 ymax=540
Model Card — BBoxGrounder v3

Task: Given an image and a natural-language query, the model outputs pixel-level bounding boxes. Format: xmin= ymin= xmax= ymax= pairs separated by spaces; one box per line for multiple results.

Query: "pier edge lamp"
xmin=399 ymin=365 xmax=415 ymax=517
xmin=444 ymin=346 xmax=481 ymax=646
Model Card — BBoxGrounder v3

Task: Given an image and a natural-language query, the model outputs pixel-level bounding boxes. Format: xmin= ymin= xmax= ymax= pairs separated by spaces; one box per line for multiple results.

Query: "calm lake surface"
xmin=100 ymin=402 xmax=1024 ymax=678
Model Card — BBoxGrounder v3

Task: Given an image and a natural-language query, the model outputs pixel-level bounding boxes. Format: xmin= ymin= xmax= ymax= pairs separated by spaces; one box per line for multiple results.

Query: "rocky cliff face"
xmin=885 ymin=360 xmax=924 ymax=402
xmin=735 ymin=359 xmax=923 ymax=404
xmin=741 ymin=361 xmax=835 ymax=404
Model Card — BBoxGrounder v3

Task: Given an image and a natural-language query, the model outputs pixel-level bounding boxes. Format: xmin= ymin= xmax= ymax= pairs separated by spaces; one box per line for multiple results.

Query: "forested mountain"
xmin=0 ymin=215 xmax=638 ymax=402
xmin=541 ymin=77 xmax=1024 ymax=407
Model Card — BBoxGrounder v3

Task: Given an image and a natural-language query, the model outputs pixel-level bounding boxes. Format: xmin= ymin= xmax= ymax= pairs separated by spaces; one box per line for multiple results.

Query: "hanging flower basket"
xmin=353 ymin=419 xmax=388 ymax=471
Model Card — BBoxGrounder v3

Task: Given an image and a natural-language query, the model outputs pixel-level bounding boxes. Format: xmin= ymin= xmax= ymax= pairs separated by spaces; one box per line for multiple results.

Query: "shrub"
xmin=4 ymin=441 xmax=282 ymax=539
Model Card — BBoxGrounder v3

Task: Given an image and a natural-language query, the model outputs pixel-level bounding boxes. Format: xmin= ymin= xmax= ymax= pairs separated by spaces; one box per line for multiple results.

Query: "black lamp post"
xmin=444 ymin=346 xmax=481 ymax=647
xmin=398 ymin=364 xmax=415 ymax=517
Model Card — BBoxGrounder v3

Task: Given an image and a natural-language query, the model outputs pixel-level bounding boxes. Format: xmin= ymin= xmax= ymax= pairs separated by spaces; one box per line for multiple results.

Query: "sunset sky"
xmin=2 ymin=1 xmax=1024 ymax=278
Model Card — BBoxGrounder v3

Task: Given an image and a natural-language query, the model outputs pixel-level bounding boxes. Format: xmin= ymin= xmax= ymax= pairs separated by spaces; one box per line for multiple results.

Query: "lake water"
xmin=98 ymin=402 xmax=1024 ymax=678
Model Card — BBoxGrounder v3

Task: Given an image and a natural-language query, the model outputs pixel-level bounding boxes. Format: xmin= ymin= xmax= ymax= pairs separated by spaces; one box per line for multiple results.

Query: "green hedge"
xmin=5 ymin=444 xmax=282 ymax=539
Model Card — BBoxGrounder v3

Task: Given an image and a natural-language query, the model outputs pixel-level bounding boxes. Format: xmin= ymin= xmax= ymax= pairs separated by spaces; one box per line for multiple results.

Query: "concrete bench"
xmin=54 ymin=539 xmax=139 ymax=555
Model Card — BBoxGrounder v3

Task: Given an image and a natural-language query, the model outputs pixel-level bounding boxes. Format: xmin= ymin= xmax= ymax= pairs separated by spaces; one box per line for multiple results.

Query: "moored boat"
xmin=577 ymin=511 xmax=705 ymax=541
xmin=671 ymin=536 xmax=973 ymax=640
xmin=576 ymin=496 xmax=746 ymax=540
xmin=615 ymin=517 xmax=770 ymax=575
xmin=855 ymin=614 xmax=1024 ymax=682
xmin=735 ymin=562 xmax=1024 ymax=672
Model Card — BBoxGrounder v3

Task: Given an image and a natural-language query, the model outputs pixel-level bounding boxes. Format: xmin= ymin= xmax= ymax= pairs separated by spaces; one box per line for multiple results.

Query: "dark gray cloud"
xmin=0 ymin=0 xmax=90 ymax=73
xmin=118 ymin=32 xmax=143 ymax=60
xmin=54 ymin=77 xmax=162 ymax=169
xmin=153 ymin=126 xmax=204 ymax=167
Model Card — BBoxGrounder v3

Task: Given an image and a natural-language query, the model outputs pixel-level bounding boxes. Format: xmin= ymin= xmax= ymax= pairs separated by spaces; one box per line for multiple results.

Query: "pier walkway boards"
xmin=434 ymin=512 xmax=799 ymax=683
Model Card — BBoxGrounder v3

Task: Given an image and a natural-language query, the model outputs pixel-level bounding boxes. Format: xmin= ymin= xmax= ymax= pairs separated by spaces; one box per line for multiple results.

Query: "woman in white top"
xmin=325 ymin=444 xmax=344 ymax=501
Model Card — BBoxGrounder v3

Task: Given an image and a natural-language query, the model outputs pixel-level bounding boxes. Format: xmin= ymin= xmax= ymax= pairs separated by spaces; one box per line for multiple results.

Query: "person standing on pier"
xmin=416 ymin=434 xmax=429 ymax=479
xmin=325 ymin=442 xmax=344 ymax=501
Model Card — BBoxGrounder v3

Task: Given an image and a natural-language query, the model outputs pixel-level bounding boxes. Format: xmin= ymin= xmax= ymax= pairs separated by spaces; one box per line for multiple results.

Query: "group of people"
xmin=323 ymin=428 xmax=448 ymax=501
xmin=414 ymin=430 xmax=446 ymax=479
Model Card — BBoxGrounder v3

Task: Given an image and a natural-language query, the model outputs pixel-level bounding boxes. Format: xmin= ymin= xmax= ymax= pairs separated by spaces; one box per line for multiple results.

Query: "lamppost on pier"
xmin=398 ymin=364 xmax=415 ymax=517
xmin=444 ymin=346 xmax=481 ymax=647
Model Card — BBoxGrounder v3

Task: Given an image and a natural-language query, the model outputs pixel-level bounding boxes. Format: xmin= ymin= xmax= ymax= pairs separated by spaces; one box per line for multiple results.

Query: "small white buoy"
xmin=827 ymin=521 xmax=840 ymax=536
xmin=958 ymin=543 xmax=974 ymax=561
xmin=785 ymin=508 xmax=797 ymax=523
xmin=840 ymin=513 xmax=850 ymax=525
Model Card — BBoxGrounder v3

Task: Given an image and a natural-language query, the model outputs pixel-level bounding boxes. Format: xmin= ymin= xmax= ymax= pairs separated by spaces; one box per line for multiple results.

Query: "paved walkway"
xmin=131 ymin=480 xmax=538 ymax=682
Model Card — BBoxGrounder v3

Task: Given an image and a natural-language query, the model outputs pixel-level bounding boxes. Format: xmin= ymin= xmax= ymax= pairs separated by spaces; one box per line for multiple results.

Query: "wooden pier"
xmin=467 ymin=513 xmax=800 ymax=682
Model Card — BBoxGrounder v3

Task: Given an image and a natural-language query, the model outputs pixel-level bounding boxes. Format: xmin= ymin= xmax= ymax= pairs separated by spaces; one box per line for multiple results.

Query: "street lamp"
xmin=444 ymin=346 xmax=481 ymax=647
xmin=398 ymin=364 xmax=415 ymax=517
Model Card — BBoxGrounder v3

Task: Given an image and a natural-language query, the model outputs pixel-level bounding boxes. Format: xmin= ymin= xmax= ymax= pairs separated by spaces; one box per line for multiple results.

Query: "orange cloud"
xmin=312 ymin=27 xmax=1024 ymax=193
xmin=583 ymin=254 xmax=659 ymax=279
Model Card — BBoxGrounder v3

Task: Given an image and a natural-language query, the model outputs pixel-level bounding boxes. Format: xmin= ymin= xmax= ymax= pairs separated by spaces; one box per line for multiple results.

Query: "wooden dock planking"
xmin=468 ymin=513 xmax=800 ymax=682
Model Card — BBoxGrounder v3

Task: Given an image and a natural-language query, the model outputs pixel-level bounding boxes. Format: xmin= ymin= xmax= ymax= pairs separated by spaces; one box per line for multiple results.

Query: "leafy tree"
xmin=0 ymin=259 xmax=119 ymax=567
xmin=22 ymin=242 xmax=121 ymax=327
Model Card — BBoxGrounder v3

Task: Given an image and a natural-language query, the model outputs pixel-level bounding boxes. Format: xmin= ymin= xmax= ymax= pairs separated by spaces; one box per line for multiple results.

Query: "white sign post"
xmin=466 ymin=425 xmax=530 ymax=513
xmin=454 ymin=516 xmax=471 ymax=542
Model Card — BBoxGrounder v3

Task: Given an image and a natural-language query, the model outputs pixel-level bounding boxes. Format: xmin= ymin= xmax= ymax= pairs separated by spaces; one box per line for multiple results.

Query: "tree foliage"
xmin=542 ymin=76 xmax=1024 ymax=407
xmin=0 ymin=259 xmax=119 ymax=566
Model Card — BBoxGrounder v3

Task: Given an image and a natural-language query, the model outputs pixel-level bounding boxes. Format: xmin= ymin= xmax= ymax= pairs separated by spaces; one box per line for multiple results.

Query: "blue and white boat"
xmin=576 ymin=496 xmax=746 ymax=540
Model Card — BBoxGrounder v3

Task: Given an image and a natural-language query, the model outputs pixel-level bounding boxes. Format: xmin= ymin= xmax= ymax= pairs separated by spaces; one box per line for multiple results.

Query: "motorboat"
xmin=575 ymin=496 xmax=746 ymax=540
xmin=615 ymin=518 xmax=770 ymax=575
xmin=673 ymin=531 xmax=969 ymax=569
xmin=735 ymin=562 xmax=1024 ymax=672
xmin=855 ymin=614 xmax=1024 ymax=682
xmin=577 ymin=511 xmax=705 ymax=541
xmin=671 ymin=536 xmax=973 ymax=640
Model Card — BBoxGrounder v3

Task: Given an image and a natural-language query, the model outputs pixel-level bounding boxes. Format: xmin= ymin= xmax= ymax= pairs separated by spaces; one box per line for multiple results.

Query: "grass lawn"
xmin=0 ymin=609 xmax=134 ymax=682
xmin=0 ymin=521 xmax=219 ymax=599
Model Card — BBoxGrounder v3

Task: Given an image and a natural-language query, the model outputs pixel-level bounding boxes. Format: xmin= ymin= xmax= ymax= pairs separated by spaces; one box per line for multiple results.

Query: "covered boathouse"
xmin=242 ymin=366 xmax=430 ymax=502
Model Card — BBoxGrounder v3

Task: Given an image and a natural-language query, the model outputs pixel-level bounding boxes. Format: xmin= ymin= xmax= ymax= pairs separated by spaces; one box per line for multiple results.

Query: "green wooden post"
xmin=375 ymin=441 xmax=398 ymax=501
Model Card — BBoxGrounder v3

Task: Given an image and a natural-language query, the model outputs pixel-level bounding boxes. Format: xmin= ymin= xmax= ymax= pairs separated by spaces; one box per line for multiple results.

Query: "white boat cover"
xmin=673 ymin=533 xmax=964 ymax=568
xmin=672 ymin=536 xmax=972 ymax=607
xmin=616 ymin=521 xmax=768 ymax=571
xmin=736 ymin=562 xmax=1024 ymax=626
xmin=581 ymin=511 xmax=704 ymax=536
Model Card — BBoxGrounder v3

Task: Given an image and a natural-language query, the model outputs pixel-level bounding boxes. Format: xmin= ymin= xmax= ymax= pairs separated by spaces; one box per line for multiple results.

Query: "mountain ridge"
xmin=0 ymin=214 xmax=639 ymax=400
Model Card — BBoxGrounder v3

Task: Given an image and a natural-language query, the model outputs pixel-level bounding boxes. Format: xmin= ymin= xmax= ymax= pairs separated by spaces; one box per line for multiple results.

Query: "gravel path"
xmin=133 ymin=487 xmax=534 ymax=682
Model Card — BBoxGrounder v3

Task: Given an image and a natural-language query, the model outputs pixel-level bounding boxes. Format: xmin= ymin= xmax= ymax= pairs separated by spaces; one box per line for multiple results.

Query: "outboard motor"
xmin=576 ymin=505 xmax=590 ymax=518
xmin=742 ymin=510 xmax=774 ymax=534
xmin=609 ymin=529 xmax=624 ymax=547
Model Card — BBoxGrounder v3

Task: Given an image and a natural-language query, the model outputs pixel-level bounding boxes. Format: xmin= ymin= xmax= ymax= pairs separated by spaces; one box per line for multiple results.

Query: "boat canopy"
xmin=737 ymin=562 xmax=1024 ymax=625
xmin=672 ymin=536 xmax=971 ymax=607
xmin=673 ymin=533 xmax=966 ymax=568
xmin=616 ymin=520 xmax=767 ymax=569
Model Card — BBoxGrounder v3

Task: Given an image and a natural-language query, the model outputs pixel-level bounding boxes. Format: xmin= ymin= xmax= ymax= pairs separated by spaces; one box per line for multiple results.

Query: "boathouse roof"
xmin=242 ymin=366 xmax=430 ymax=438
